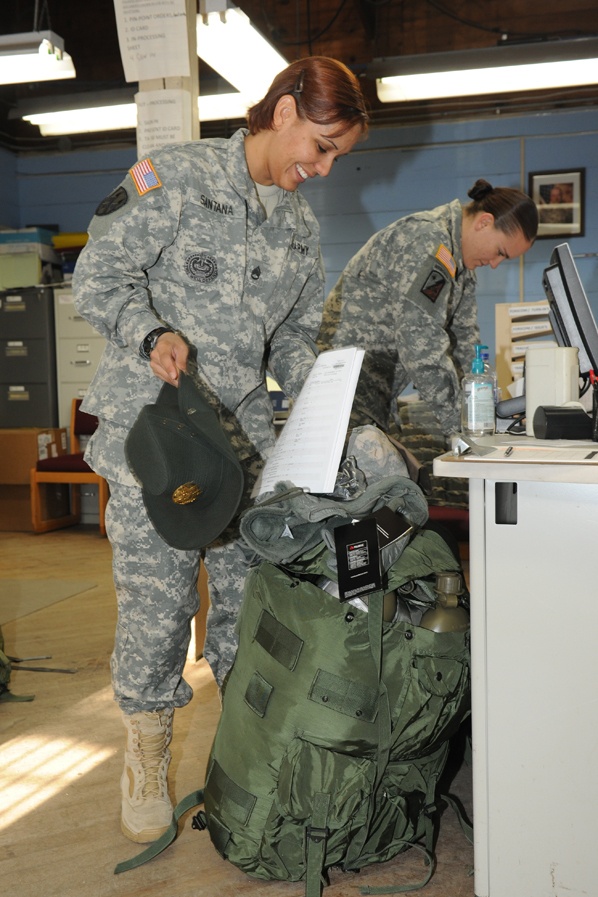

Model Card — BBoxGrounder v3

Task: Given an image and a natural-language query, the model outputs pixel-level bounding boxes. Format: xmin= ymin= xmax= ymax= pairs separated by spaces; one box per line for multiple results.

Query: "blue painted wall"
xmin=14 ymin=147 xmax=137 ymax=233
xmin=301 ymin=108 xmax=598 ymax=368
xmin=5 ymin=106 xmax=598 ymax=373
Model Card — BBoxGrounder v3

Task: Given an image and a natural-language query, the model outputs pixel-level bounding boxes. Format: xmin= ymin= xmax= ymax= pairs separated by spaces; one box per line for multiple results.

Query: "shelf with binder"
xmin=495 ymin=300 xmax=556 ymax=397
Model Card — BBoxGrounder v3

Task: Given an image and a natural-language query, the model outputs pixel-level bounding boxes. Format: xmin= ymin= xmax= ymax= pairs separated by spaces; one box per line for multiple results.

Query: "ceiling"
xmin=1 ymin=0 xmax=598 ymax=154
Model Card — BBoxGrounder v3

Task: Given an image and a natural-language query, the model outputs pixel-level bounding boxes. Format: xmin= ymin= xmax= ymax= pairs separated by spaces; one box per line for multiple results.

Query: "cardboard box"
xmin=0 ymin=428 xmax=67 ymax=485
xmin=0 ymin=249 xmax=62 ymax=290
xmin=0 ymin=483 xmax=70 ymax=532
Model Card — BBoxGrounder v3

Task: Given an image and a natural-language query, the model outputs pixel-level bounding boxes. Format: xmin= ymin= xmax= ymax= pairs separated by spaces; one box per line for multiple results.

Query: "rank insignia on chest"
xmin=421 ymin=269 xmax=447 ymax=302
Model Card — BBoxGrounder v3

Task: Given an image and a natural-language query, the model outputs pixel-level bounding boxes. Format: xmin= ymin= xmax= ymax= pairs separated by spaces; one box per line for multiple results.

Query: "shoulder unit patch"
xmin=95 ymin=186 xmax=128 ymax=217
xmin=421 ymin=269 xmax=447 ymax=302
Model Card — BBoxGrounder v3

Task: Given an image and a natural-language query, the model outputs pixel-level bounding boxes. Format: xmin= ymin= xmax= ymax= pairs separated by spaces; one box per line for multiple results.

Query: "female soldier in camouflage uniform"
xmin=72 ymin=56 xmax=368 ymax=845
xmin=318 ymin=179 xmax=538 ymax=438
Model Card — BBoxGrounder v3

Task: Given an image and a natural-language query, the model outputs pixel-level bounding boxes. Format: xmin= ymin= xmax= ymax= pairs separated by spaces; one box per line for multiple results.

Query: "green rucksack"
xmin=201 ymin=477 xmax=471 ymax=896
xmin=116 ymin=466 xmax=472 ymax=893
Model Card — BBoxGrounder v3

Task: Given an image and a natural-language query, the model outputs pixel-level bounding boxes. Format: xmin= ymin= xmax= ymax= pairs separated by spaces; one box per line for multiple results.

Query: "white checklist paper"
xmin=113 ymin=0 xmax=191 ymax=82
xmin=135 ymin=89 xmax=193 ymax=158
xmin=257 ymin=347 xmax=365 ymax=496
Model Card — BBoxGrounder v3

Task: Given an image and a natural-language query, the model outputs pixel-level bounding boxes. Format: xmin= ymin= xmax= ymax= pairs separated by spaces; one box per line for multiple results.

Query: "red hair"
xmin=247 ymin=56 xmax=369 ymax=138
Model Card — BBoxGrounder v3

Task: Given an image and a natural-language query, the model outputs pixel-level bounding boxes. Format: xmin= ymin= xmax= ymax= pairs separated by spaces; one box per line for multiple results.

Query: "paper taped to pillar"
xmin=525 ymin=345 xmax=579 ymax=436
xmin=135 ymin=89 xmax=193 ymax=158
xmin=113 ymin=0 xmax=191 ymax=82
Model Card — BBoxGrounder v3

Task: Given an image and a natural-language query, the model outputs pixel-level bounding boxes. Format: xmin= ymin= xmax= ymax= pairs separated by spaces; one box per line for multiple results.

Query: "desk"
xmin=434 ymin=435 xmax=598 ymax=897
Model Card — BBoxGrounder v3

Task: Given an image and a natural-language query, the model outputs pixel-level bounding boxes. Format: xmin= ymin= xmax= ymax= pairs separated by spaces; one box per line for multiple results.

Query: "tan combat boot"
xmin=120 ymin=708 xmax=174 ymax=843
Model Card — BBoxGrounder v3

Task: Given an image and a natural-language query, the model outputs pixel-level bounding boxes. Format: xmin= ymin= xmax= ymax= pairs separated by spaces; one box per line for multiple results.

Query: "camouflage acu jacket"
xmin=73 ymin=128 xmax=325 ymax=462
xmin=318 ymin=199 xmax=481 ymax=436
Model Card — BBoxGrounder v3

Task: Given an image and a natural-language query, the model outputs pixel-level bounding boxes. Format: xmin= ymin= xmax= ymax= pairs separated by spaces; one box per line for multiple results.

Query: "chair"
xmin=30 ymin=398 xmax=109 ymax=535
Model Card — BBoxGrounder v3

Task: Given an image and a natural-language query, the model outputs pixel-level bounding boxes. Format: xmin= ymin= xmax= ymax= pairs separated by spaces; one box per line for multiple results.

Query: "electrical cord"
xmin=424 ymin=0 xmax=592 ymax=42
xmin=504 ymin=415 xmax=527 ymax=435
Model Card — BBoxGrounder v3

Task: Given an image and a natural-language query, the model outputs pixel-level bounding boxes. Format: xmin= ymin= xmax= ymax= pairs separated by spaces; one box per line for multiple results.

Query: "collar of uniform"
xmin=448 ymin=198 xmax=466 ymax=276
xmin=226 ymin=128 xmax=261 ymax=209
xmin=227 ymin=127 xmax=315 ymax=240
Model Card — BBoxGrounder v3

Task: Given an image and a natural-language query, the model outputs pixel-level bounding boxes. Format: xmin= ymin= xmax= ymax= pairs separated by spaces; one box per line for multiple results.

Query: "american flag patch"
xmin=435 ymin=244 xmax=456 ymax=278
xmin=130 ymin=159 xmax=162 ymax=196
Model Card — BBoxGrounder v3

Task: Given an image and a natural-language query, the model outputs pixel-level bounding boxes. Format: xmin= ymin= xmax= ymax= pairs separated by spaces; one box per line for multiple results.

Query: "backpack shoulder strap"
xmin=114 ymin=789 xmax=205 ymax=874
xmin=306 ymin=792 xmax=331 ymax=897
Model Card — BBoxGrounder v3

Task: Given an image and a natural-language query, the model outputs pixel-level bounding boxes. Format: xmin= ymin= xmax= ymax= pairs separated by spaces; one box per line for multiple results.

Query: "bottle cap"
xmin=471 ymin=344 xmax=484 ymax=374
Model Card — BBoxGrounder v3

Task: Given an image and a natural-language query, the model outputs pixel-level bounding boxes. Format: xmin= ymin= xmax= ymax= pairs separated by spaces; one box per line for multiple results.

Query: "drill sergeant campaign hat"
xmin=125 ymin=372 xmax=244 ymax=550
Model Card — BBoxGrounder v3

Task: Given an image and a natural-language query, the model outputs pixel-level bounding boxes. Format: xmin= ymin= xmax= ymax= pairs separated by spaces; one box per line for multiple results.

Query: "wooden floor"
xmin=0 ymin=526 xmax=474 ymax=897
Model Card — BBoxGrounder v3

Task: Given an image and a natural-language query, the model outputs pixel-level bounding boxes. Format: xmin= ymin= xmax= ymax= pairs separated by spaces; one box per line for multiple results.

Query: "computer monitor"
xmin=542 ymin=242 xmax=598 ymax=376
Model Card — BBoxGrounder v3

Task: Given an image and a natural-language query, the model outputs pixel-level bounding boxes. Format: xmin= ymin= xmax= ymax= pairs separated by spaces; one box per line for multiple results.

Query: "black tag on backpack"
xmin=371 ymin=506 xmax=413 ymax=548
xmin=334 ymin=517 xmax=382 ymax=603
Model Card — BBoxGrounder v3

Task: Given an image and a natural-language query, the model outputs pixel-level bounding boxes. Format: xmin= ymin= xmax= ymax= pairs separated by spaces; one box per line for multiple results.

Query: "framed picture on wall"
xmin=528 ymin=168 xmax=585 ymax=239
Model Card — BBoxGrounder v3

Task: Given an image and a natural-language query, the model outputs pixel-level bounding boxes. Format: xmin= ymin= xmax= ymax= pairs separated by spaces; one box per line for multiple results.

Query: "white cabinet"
xmin=434 ymin=441 xmax=598 ymax=897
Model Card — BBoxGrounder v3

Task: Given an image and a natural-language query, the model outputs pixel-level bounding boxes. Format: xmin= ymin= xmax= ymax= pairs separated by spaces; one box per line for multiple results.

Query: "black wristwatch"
xmin=139 ymin=327 xmax=174 ymax=360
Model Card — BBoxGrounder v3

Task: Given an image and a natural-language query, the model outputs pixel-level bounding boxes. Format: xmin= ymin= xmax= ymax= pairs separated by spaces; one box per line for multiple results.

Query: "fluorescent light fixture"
xmin=24 ymin=103 xmax=137 ymax=135
xmin=371 ymin=37 xmax=598 ymax=102
xmin=19 ymin=90 xmax=251 ymax=135
xmin=197 ymin=1 xmax=287 ymax=101
xmin=16 ymin=89 xmax=136 ymax=136
xmin=0 ymin=30 xmax=76 ymax=84
xmin=199 ymin=92 xmax=250 ymax=120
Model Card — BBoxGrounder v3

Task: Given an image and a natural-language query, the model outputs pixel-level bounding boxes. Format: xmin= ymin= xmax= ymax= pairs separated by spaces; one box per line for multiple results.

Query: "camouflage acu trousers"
xmin=106 ymin=463 xmax=259 ymax=712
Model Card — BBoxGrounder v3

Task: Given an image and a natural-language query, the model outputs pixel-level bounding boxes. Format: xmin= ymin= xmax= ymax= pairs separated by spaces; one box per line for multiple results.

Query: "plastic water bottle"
xmin=479 ymin=345 xmax=501 ymax=404
xmin=461 ymin=344 xmax=496 ymax=436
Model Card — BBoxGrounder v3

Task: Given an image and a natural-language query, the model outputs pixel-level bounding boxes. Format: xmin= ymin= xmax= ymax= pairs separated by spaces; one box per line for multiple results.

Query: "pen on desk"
xmin=504 ymin=446 xmax=514 ymax=457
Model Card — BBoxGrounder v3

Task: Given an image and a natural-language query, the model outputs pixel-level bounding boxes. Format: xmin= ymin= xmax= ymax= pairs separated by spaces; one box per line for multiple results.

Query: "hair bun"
xmin=467 ymin=178 xmax=494 ymax=201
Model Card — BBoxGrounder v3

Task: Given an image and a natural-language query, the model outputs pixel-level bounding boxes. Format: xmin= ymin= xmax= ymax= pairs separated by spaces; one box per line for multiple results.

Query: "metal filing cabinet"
xmin=53 ymin=285 xmax=105 ymax=428
xmin=53 ymin=284 xmax=106 ymax=525
xmin=0 ymin=286 xmax=58 ymax=427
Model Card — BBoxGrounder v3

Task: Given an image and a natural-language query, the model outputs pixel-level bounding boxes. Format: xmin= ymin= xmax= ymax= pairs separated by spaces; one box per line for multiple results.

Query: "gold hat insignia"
xmin=172 ymin=482 xmax=202 ymax=505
